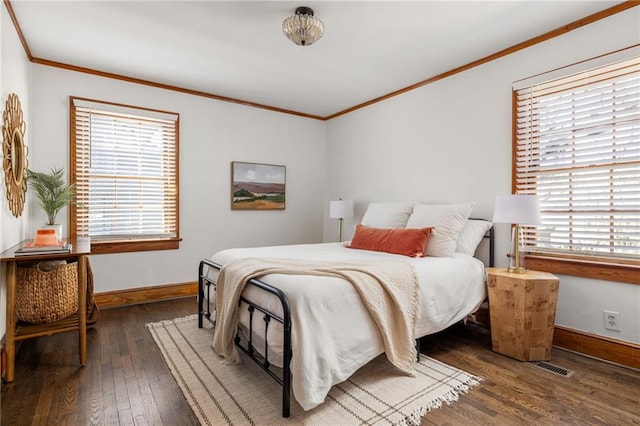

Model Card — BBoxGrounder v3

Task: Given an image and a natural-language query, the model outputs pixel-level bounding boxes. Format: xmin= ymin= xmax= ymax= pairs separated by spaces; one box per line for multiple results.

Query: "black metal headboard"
xmin=487 ymin=226 xmax=495 ymax=267
xmin=469 ymin=217 xmax=495 ymax=267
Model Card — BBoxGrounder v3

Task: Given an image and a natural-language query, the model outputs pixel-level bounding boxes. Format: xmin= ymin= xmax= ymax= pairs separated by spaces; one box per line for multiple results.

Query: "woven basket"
xmin=16 ymin=261 xmax=79 ymax=324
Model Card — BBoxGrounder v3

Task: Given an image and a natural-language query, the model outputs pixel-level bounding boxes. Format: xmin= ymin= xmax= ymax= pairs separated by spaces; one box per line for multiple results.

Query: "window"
xmin=513 ymin=55 xmax=639 ymax=284
xmin=70 ymin=97 xmax=180 ymax=254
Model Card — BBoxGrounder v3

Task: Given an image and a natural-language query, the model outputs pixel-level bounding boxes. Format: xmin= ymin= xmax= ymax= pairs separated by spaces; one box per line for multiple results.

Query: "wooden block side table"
xmin=1 ymin=238 xmax=90 ymax=382
xmin=486 ymin=267 xmax=559 ymax=361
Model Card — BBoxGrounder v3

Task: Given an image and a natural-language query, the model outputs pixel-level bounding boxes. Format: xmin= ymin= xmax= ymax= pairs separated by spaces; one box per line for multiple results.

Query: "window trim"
xmin=511 ymin=61 xmax=640 ymax=285
xmin=69 ymin=96 xmax=180 ymax=254
xmin=524 ymin=254 xmax=640 ymax=285
xmin=88 ymin=238 xmax=181 ymax=255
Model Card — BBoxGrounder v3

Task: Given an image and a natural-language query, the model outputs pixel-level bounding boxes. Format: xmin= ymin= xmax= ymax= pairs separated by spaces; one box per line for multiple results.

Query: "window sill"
xmin=524 ymin=254 xmax=640 ymax=285
xmin=89 ymin=238 xmax=181 ymax=255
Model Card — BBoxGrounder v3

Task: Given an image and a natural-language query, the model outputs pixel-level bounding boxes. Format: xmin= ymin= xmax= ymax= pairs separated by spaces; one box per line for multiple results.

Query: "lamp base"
xmin=507 ymin=225 xmax=528 ymax=274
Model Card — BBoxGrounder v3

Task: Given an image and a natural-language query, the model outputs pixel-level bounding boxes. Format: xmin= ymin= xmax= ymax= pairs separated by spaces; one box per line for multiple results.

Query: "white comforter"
xmin=208 ymin=242 xmax=486 ymax=411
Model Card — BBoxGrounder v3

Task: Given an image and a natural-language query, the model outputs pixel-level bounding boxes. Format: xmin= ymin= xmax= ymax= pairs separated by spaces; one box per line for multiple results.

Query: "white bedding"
xmin=206 ymin=242 xmax=486 ymax=411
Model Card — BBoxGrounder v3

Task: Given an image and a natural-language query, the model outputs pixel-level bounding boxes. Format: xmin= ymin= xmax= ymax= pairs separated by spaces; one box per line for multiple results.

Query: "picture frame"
xmin=231 ymin=161 xmax=286 ymax=210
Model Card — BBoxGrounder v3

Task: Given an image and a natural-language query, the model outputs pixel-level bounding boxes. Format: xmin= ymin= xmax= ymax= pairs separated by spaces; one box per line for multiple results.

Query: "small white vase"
xmin=38 ymin=224 xmax=63 ymax=241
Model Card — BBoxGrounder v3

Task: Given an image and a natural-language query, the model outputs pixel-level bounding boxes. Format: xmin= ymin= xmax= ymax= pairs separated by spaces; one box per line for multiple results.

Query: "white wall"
xmin=1 ymin=6 xmax=31 ymax=339
xmin=2 ymin=4 xmax=638 ymax=349
xmin=29 ymin=65 xmax=327 ymax=293
xmin=324 ymin=8 xmax=640 ymax=344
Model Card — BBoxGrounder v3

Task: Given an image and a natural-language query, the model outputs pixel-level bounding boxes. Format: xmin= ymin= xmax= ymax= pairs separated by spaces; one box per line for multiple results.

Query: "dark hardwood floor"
xmin=2 ymin=297 xmax=639 ymax=425
xmin=1 ymin=297 xmax=198 ymax=426
xmin=420 ymin=325 xmax=640 ymax=425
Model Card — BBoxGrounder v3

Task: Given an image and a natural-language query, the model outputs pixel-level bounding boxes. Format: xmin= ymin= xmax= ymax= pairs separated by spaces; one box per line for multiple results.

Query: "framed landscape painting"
xmin=231 ymin=161 xmax=286 ymax=210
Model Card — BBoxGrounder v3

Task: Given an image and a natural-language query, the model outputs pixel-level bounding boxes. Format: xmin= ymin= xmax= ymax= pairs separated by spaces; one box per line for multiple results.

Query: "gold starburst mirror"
xmin=2 ymin=93 xmax=28 ymax=217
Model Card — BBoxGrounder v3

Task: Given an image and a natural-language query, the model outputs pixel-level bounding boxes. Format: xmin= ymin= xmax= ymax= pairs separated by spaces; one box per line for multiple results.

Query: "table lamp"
xmin=493 ymin=194 xmax=541 ymax=273
xmin=329 ymin=199 xmax=354 ymax=242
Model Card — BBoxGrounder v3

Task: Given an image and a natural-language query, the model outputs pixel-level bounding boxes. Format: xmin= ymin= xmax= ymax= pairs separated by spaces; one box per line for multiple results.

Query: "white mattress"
xmin=205 ymin=242 xmax=486 ymax=410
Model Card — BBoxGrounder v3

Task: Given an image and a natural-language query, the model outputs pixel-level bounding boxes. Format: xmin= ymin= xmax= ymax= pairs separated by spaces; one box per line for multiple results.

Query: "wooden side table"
xmin=1 ymin=238 xmax=90 ymax=382
xmin=486 ymin=267 xmax=559 ymax=361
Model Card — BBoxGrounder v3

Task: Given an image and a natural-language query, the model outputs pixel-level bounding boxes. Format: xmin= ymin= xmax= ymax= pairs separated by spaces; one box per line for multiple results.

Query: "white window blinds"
xmin=514 ymin=56 xmax=640 ymax=260
xmin=71 ymin=98 xmax=179 ymax=242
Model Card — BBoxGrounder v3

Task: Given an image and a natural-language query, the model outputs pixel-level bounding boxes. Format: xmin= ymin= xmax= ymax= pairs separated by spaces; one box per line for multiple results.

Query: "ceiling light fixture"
xmin=282 ymin=6 xmax=324 ymax=46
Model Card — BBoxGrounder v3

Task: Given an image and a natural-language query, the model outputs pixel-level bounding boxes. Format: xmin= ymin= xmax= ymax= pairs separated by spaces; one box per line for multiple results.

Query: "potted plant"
xmin=27 ymin=167 xmax=77 ymax=241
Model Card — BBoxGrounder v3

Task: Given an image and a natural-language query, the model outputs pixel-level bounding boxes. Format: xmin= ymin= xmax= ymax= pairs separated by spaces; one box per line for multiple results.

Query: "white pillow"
xmin=456 ymin=219 xmax=493 ymax=255
xmin=406 ymin=203 xmax=474 ymax=257
xmin=361 ymin=202 xmax=413 ymax=228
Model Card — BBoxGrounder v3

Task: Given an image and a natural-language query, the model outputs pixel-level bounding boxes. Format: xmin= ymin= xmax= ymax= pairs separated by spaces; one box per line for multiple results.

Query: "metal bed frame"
xmin=198 ymin=259 xmax=293 ymax=416
xmin=198 ymin=221 xmax=494 ymax=418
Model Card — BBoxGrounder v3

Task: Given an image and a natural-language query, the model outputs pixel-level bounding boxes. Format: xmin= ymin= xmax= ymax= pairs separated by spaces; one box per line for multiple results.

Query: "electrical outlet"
xmin=604 ymin=310 xmax=620 ymax=331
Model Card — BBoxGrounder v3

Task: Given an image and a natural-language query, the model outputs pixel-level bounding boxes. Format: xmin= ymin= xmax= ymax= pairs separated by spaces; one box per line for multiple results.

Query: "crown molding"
xmin=4 ymin=0 xmax=638 ymax=121
xmin=326 ymin=1 xmax=640 ymax=119
xmin=31 ymin=57 xmax=325 ymax=121
xmin=3 ymin=0 xmax=32 ymax=60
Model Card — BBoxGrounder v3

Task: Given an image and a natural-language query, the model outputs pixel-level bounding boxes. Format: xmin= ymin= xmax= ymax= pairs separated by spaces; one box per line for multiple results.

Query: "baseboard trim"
xmin=95 ymin=281 xmax=197 ymax=309
xmin=553 ymin=325 xmax=640 ymax=370
xmin=475 ymin=306 xmax=639 ymax=369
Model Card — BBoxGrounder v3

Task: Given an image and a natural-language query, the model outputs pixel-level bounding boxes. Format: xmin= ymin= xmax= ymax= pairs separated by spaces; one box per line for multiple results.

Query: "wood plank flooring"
xmin=2 ymin=297 xmax=639 ymax=425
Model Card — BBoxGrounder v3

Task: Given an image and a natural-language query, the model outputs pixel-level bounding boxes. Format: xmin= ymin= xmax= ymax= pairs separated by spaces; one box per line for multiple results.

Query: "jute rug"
xmin=147 ymin=315 xmax=481 ymax=426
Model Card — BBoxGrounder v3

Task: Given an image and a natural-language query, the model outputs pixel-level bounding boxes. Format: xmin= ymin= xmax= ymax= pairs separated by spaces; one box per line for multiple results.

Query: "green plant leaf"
xmin=26 ymin=167 xmax=78 ymax=225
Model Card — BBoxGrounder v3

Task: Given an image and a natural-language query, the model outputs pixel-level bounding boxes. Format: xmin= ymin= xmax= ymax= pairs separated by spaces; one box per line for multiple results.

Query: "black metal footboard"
xmin=198 ymin=259 xmax=293 ymax=418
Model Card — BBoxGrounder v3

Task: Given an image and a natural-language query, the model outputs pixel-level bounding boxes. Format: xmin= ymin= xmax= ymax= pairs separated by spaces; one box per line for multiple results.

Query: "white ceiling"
xmin=11 ymin=1 xmax=624 ymax=118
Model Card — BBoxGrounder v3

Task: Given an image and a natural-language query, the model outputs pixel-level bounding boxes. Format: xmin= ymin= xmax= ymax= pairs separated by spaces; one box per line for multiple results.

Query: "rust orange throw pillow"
xmin=348 ymin=225 xmax=432 ymax=258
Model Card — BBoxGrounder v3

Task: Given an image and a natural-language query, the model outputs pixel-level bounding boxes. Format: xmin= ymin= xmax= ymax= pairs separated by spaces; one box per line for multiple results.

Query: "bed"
xmin=198 ymin=204 xmax=494 ymax=418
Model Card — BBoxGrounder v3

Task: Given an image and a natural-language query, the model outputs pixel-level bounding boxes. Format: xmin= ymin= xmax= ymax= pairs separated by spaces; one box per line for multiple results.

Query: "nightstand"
xmin=486 ymin=267 xmax=559 ymax=361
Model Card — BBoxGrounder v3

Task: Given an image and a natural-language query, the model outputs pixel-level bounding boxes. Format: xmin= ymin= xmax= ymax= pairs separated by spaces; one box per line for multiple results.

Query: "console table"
xmin=0 ymin=238 xmax=90 ymax=382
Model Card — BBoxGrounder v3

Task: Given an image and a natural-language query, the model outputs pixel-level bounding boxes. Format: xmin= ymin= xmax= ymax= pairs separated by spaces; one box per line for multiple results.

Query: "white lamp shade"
xmin=329 ymin=199 xmax=354 ymax=219
xmin=493 ymin=194 xmax=541 ymax=225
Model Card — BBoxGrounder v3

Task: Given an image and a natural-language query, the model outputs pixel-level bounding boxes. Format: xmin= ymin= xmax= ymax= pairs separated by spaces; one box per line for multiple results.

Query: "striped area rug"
xmin=147 ymin=315 xmax=481 ymax=426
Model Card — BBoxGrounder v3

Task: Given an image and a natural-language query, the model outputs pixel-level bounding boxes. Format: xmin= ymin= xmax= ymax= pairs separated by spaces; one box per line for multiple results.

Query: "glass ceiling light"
xmin=282 ymin=6 xmax=324 ymax=46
